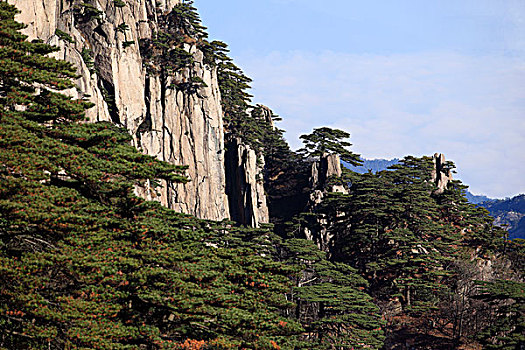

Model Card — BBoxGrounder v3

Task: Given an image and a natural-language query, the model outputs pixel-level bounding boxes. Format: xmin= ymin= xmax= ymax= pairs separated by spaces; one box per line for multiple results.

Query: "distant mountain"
xmin=343 ymin=158 xmax=498 ymax=205
xmin=343 ymin=158 xmax=523 ymax=238
xmin=343 ymin=158 xmax=400 ymax=174
xmin=464 ymin=191 xmax=493 ymax=205
xmin=479 ymin=195 xmax=525 ymax=239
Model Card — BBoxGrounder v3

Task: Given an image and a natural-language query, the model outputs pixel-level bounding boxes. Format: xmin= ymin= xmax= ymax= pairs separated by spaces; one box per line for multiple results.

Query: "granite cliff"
xmin=2 ymin=2 xmax=523 ymax=348
xmin=10 ymin=0 xmax=268 ymax=225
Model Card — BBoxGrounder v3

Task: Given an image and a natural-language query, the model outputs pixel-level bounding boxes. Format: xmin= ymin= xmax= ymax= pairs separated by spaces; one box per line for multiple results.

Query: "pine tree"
xmin=0 ymin=4 xmax=307 ymax=348
xmin=317 ymin=157 xmax=453 ymax=313
xmin=475 ymin=280 xmax=525 ymax=349
xmin=298 ymin=127 xmax=361 ymax=166
xmin=212 ymin=41 xmax=257 ymax=144
xmin=140 ymin=1 xmax=210 ymax=91
xmin=280 ymin=238 xmax=385 ymax=349
xmin=307 ymin=153 xmax=521 ymax=347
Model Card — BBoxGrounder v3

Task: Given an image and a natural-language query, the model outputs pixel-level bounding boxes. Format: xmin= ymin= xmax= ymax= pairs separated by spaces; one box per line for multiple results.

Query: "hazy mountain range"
xmin=344 ymin=158 xmax=524 ymax=239
xmin=480 ymin=195 xmax=525 ymax=240
xmin=343 ymin=158 xmax=401 ymax=174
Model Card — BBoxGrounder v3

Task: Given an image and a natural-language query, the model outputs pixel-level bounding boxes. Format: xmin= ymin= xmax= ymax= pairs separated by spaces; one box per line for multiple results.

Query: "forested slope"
xmin=0 ymin=3 xmax=383 ymax=348
xmin=1 ymin=1 xmax=523 ymax=349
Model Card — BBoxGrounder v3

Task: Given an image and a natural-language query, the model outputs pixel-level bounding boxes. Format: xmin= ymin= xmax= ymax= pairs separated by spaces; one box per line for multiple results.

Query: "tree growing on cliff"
xmin=140 ymin=1 xmax=212 ymax=91
xmin=299 ymin=127 xmax=362 ymax=166
xmin=0 ymin=4 xmax=81 ymax=119
xmin=0 ymin=4 xmax=307 ymax=348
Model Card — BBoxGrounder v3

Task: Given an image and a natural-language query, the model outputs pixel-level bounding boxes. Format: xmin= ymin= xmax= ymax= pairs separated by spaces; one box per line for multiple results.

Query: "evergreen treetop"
xmin=1 ymin=4 xmax=306 ymax=348
xmin=299 ymin=127 xmax=362 ymax=166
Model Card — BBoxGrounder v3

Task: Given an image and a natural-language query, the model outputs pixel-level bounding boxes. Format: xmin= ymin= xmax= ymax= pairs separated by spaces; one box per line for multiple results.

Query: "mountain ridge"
xmin=344 ymin=157 xmax=524 ymax=238
xmin=1 ymin=1 xmax=523 ymax=349
xmin=344 ymin=157 xmax=501 ymax=203
xmin=479 ymin=194 xmax=525 ymax=239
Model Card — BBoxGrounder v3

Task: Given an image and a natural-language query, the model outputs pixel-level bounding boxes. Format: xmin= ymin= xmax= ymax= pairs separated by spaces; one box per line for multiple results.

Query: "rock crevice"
xmin=303 ymin=153 xmax=347 ymax=252
xmin=225 ymin=138 xmax=269 ymax=227
xmin=432 ymin=153 xmax=453 ymax=195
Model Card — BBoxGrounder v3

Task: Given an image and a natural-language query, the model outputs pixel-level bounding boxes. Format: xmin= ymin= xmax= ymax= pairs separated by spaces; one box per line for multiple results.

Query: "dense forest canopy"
xmin=1 ymin=1 xmax=523 ymax=349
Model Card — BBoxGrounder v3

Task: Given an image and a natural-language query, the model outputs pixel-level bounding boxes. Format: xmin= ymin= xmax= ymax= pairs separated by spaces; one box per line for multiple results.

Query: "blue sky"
xmin=195 ymin=0 xmax=525 ymax=198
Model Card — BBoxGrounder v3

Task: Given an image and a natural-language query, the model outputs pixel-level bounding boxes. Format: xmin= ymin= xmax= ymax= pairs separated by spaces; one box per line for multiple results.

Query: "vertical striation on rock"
xmin=225 ymin=138 xmax=269 ymax=227
xmin=254 ymin=104 xmax=275 ymax=127
xmin=310 ymin=153 xmax=348 ymax=194
xmin=432 ymin=153 xmax=452 ymax=195
xmin=302 ymin=153 xmax=347 ymax=252
xmin=12 ymin=0 xmax=230 ymax=221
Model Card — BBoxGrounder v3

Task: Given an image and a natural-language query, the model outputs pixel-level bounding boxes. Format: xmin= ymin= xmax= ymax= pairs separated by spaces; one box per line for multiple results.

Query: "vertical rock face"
xmin=255 ymin=104 xmax=275 ymax=127
xmin=225 ymin=138 xmax=269 ymax=227
xmin=432 ymin=153 xmax=452 ymax=195
xmin=303 ymin=153 xmax=347 ymax=252
xmin=310 ymin=153 xmax=347 ymax=194
xmin=11 ymin=0 xmax=230 ymax=221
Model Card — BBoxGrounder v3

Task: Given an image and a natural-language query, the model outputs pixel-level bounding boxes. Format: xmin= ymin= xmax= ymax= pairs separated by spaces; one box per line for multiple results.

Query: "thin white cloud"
xmin=237 ymin=50 xmax=525 ymax=198
xmin=504 ymin=0 xmax=525 ymax=54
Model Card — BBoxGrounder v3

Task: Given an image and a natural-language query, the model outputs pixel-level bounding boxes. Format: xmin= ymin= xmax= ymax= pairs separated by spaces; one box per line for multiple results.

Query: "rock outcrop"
xmin=225 ymin=138 xmax=269 ymax=227
xmin=11 ymin=0 xmax=230 ymax=221
xmin=310 ymin=153 xmax=348 ymax=194
xmin=432 ymin=153 xmax=453 ymax=195
xmin=303 ymin=153 xmax=348 ymax=252
xmin=254 ymin=104 xmax=275 ymax=127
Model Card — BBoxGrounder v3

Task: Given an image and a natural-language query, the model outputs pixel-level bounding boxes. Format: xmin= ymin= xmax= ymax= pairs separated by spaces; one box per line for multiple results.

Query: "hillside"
xmin=464 ymin=191 xmax=493 ymax=204
xmin=343 ymin=158 xmax=400 ymax=174
xmin=344 ymin=158 xmax=501 ymax=204
xmin=480 ymin=194 xmax=525 ymax=239
xmin=1 ymin=1 xmax=524 ymax=349
xmin=344 ymin=159 xmax=525 ymax=239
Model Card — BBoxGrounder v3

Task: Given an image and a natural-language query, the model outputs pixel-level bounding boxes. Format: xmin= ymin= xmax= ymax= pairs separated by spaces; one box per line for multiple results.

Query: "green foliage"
xmin=137 ymin=1 xmax=281 ymax=154
xmin=507 ymin=238 xmax=525 ymax=273
xmin=213 ymin=47 xmax=290 ymax=159
xmin=169 ymin=0 xmax=208 ymax=39
xmin=116 ymin=23 xmax=129 ymax=33
xmin=3 ymin=1 xmax=520 ymax=349
xmin=55 ymin=28 xmax=75 ymax=43
xmin=253 ymin=107 xmax=304 ymax=195
xmin=122 ymin=40 xmax=134 ymax=49
xmin=139 ymin=2 xmax=211 ymax=93
xmin=436 ymin=178 xmax=505 ymax=254
xmin=81 ymin=47 xmax=95 ymax=75
xmin=299 ymin=127 xmax=362 ymax=166
xmin=288 ymin=153 xmax=518 ymax=347
xmin=114 ymin=0 xmax=126 ymax=8
xmin=215 ymin=44 xmax=252 ymax=118
xmin=75 ymin=2 xmax=103 ymax=21
xmin=318 ymin=157 xmax=456 ymax=313
xmin=298 ymin=156 xmax=509 ymax=323
xmin=0 ymin=4 xmax=308 ymax=348
xmin=0 ymin=3 xmax=82 ymax=119
xmin=210 ymin=41 xmax=261 ymax=149
xmin=474 ymin=280 xmax=525 ymax=349
xmin=99 ymin=80 xmax=118 ymax=122
xmin=281 ymin=239 xmax=385 ymax=349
